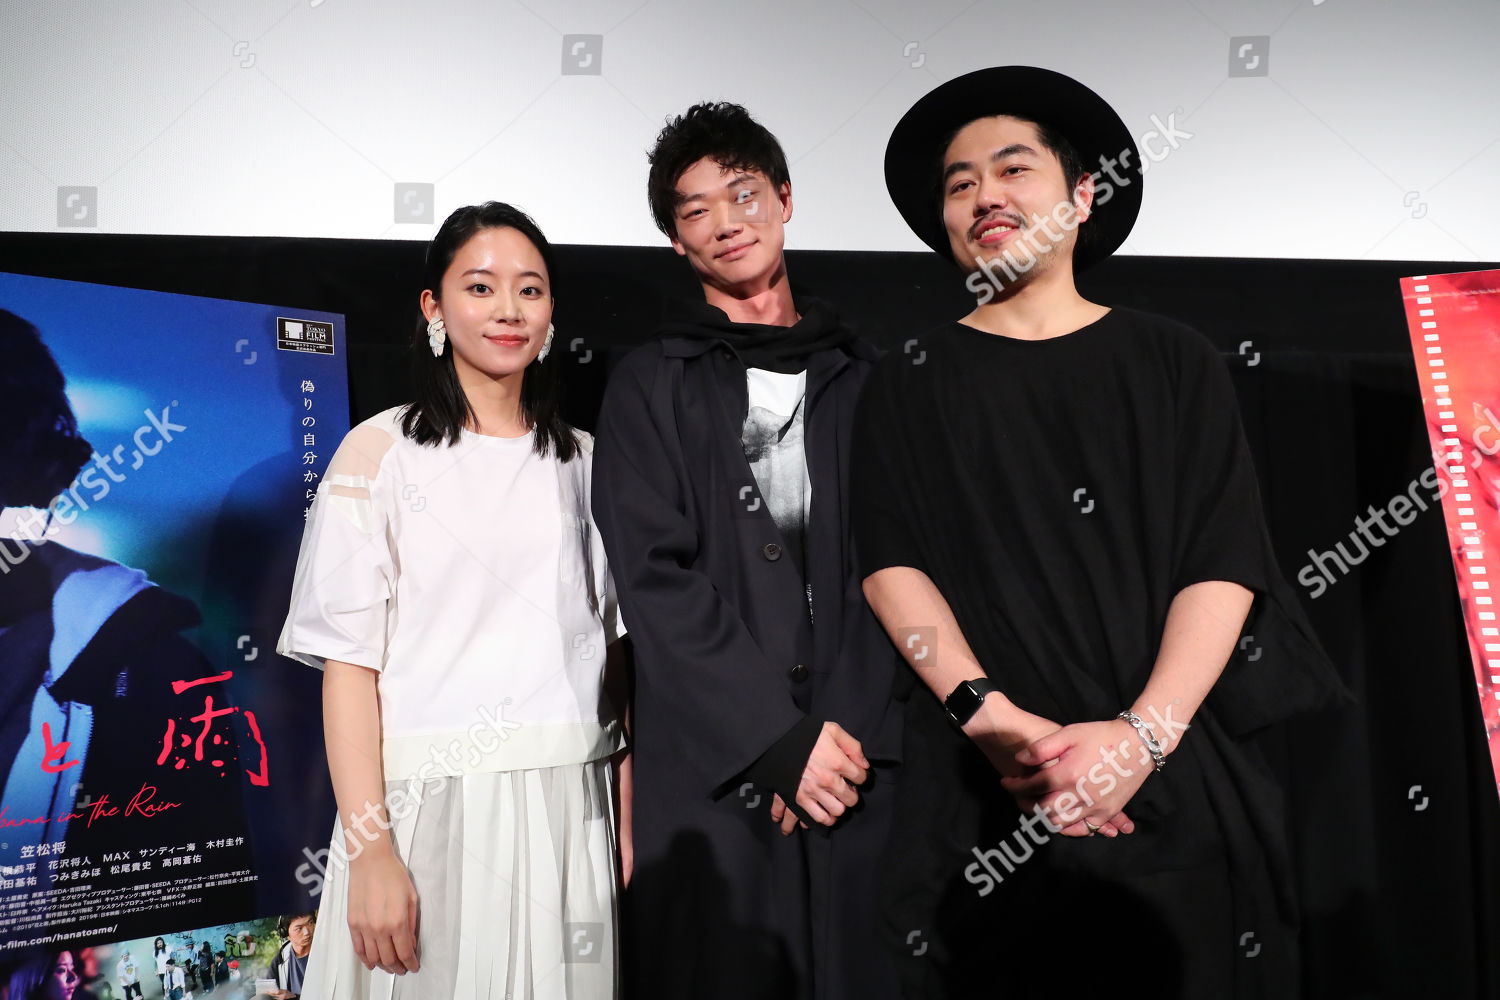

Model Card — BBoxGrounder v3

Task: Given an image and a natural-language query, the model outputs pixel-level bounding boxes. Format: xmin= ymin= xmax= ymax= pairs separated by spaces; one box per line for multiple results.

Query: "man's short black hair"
xmin=0 ymin=309 xmax=93 ymax=510
xmin=932 ymin=114 xmax=1095 ymax=262
xmin=647 ymin=102 xmax=791 ymax=238
xmin=278 ymin=911 xmax=317 ymax=938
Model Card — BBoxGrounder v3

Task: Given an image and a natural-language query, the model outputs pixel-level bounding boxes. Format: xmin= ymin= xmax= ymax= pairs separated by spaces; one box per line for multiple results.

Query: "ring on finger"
xmin=1083 ymin=819 xmax=1101 ymax=835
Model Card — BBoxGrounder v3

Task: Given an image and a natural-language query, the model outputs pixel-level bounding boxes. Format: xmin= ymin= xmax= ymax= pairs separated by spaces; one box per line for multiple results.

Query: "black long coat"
xmin=591 ymin=331 xmax=905 ymax=1000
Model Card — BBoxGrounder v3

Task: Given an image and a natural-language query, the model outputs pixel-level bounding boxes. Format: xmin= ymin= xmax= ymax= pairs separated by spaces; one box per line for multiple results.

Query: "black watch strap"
xmin=944 ymin=677 xmax=1001 ymax=727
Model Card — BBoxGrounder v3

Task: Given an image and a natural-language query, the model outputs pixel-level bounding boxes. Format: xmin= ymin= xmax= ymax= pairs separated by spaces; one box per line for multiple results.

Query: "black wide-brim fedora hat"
xmin=884 ymin=65 xmax=1142 ymax=272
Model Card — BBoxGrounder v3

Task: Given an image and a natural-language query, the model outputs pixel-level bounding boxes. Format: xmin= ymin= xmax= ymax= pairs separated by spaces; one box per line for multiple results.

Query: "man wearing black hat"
xmin=853 ymin=67 xmax=1347 ymax=996
xmin=592 ymin=102 xmax=903 ymax=1000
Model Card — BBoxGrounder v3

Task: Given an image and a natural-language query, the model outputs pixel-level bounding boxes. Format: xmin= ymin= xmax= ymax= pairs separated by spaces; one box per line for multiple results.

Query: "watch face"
xmin=946 ymin=681 xmax=984 ymax=725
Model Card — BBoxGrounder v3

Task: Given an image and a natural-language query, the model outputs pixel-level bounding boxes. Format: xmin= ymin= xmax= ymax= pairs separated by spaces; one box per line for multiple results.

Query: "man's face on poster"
xmin=288 ymin=916 xmax=314 ymax=956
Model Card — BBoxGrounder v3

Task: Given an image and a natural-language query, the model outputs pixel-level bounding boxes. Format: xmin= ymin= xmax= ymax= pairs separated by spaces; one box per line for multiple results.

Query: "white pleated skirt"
xmin=298 ymin=758 xmax=618 ymax=1000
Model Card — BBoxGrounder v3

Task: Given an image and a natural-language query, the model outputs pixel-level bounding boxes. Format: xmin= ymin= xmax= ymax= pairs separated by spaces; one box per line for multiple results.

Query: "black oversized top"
xmin=853 ymin=306 xmax=1342 ymax=743
xmin=850 ymin=306 xmax=1348 ymax=994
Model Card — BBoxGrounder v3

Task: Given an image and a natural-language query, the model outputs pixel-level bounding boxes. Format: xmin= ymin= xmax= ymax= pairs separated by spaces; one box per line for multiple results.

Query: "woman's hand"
xmin=322 ymin=661 xmax=420 ymax=969
xmin=346 ymin=847 xmax=420 ymax=975
xmin=1002 ymin=719 xmax=1148 ymax=838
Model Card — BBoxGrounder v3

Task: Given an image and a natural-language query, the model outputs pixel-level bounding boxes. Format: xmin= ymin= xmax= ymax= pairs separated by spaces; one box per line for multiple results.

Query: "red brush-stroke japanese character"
xmin=40 ymin=722 xmax=81 ymax=773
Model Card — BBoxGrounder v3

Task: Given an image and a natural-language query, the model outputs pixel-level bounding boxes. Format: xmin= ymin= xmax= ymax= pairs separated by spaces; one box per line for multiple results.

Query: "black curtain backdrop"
xmin=2 ymin=232 xmax=1497 ymax=998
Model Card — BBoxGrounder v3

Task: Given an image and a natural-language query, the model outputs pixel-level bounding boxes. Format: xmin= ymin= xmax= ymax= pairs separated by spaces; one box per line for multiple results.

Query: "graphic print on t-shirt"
xmin=741 ymin=369 xmax=811 ymax=579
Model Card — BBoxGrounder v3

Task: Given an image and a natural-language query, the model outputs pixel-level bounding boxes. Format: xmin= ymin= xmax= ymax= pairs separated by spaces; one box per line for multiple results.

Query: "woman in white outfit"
xmin=278 ymin=201 xmax=630 ymax=999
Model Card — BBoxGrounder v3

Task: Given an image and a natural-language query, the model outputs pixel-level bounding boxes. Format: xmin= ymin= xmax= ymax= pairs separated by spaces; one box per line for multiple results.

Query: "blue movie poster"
xmin=0 ymin=272 xmax=346 ymax=991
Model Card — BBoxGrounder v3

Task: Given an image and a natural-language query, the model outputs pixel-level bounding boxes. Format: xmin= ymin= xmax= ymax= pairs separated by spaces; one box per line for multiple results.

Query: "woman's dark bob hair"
xmin=400 ymin=201 xmax=578 ymax=462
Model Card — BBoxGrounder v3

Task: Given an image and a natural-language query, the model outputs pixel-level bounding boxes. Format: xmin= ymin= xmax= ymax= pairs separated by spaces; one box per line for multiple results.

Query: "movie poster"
xmin=0 ymin=272 xmax=345 ymax=997
xmin=1400 ymin=267 xmax=1500 ymax=797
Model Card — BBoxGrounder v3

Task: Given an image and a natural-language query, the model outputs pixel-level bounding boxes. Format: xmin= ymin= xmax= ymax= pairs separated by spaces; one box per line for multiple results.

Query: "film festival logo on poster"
xmin=277 ymin=317 xmax=335 ymax=356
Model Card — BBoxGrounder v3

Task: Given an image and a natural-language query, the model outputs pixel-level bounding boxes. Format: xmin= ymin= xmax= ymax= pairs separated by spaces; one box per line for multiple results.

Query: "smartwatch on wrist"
xmin=944 ymin=677 xmax=1000 ymax=728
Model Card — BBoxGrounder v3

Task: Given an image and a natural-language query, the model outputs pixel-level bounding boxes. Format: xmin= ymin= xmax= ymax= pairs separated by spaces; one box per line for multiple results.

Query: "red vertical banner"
xmin=1400 ymin=268 xmax=1500 ymax=795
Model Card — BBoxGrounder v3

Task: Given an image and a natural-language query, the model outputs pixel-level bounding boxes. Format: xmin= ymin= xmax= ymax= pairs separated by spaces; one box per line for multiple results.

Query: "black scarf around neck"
xmin=658 ymin=295 xmax=855 ymax=373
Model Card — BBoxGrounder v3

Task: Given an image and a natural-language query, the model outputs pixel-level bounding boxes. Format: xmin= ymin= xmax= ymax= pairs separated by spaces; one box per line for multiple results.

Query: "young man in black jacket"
xmin=591 ymin=103 xmax=903 ymax=1000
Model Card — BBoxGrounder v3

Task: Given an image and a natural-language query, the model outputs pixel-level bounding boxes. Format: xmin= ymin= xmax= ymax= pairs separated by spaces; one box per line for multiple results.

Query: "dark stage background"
xmin=2 ymin=232 xmax=1497 ymax=998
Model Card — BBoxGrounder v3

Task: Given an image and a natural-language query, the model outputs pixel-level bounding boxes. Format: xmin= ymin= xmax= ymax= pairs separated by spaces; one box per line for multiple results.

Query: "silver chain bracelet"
xmin=1118 ymin=710 xmax=1167 ymax=771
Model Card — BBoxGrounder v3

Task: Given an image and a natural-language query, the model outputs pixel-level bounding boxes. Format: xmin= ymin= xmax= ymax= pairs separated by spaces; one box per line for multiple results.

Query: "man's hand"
xmin=769 ymin=793 xmax=807 ymax=836
xmin=961 ymin=699 xmax=1061 ymax=780
xmin=1002 ymin=719 xmax=1147 ymax=837
xmin=963 ymin=702 xmax=1135 ymax=837
xmin=792 ymin=722 xmax=868 ymax=826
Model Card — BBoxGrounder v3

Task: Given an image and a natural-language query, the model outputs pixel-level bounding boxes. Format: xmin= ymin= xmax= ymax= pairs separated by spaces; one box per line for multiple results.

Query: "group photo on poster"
xmin=3 ymin=914 xmax=314 ymax=1000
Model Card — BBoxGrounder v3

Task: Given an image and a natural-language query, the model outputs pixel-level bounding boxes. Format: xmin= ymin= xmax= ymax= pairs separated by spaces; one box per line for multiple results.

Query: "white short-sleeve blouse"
xmin=276 ymin=406 xmax=626 ymax=780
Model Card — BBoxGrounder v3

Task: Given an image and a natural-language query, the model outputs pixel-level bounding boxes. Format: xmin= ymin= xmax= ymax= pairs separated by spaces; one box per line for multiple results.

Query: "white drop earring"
xmin=536 ymin=322 xmax=555 ymax=363
xmin=427 ymin=317 xmax=446 ymax=357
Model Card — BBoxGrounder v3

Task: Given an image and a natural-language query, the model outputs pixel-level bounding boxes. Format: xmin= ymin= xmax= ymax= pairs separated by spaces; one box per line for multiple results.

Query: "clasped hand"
xmin=1001 ymin=718 xmax=1153 ymax=838
xmin=768 ymin=721 xmax=868 ymax=836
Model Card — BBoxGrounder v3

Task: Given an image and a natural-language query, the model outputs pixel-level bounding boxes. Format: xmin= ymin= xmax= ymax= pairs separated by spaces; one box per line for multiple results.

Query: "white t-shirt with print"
xmin=742 ymin=367 xmax=811 ymax=555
